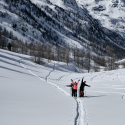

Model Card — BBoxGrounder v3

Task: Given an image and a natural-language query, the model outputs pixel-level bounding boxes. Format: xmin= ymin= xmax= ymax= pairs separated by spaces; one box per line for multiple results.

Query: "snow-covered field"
xmin=0 ymin=49 xmax=125 ymax=125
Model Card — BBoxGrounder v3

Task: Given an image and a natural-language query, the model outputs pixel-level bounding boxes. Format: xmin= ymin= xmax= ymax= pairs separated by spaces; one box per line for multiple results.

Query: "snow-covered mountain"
xmin=77 ymin=0 xmax=125 ymax=39
xmin=0 ymin=0 xmax=125 ymax=57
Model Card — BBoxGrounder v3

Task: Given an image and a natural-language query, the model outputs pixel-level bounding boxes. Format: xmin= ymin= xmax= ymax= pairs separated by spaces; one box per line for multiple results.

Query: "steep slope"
xmin=77 ymin=0 xmax=125 ymax=39
xmin=0 ymin=0 xmax=125 ymax=57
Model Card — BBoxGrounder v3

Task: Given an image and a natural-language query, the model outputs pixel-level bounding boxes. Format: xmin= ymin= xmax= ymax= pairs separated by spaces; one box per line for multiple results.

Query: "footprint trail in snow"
xmin=19 ymin=60 xmax=89 ymax=125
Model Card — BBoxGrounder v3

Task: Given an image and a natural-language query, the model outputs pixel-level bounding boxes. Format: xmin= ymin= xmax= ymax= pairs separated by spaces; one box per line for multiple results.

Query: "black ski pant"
xmin=72 ymin=89 xmax=74 ymax=97
xmin=73 ymin=89 xmax=77 ymax=97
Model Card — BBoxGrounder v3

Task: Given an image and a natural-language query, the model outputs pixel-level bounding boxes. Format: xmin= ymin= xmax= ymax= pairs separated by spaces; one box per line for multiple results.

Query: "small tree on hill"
xmin=85 ymin=47 xmax=91 ymax=73
xmin=65 ymin=45 xmax=70 ymax=65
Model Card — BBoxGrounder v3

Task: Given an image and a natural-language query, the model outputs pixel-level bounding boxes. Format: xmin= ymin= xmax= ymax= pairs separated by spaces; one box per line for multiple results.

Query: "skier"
xmin=71 ymin=79 xmax=80 ymax=97
xmin=79 ymin=77 xmax=90 ymax=97
xmin=66 ymin=82 xmax=74 ymax=97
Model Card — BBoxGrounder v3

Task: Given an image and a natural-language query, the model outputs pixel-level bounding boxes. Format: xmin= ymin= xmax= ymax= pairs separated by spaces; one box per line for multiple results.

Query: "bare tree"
xmin=93 ymin=63 xmax=100 ymax=72
xmin=36 ymin=42 xmax=42 ymax=64
xmin=122 ymin=61 xmax=125 ymax=68
xmin=51 ymin=52 xmax=55 ymax=61
xmin=80 ymin=57 xmax=85 ymax=69
xmin=32 ymin=44 xmax=37 ymax=62
xmin=85 ymin=47 xmax=91 ymax=73
xmin=28 ymin=42 xmax=34 ymax=56
xmin=0 ymin=35 xmax=6 ymax=49
xmin=65 ymin=45 xmax=70 ymax=65
xmin=11 ymin=40 xmax=18 ymax=52
xmin=100 ymin=57 xmax=106 ymax=67
xmin=76 ymin=48 xmax=80 ymax=68
xmin=62 ymin=48 xmax=66 ymax=62
xmin=0 ymin=31 xmax=2 ymax=48
xmin=106 ymin=55 xmax=117 ymax=70
xmin=106 ymin=47 xmax=117 ymax=70
xmin=41 ymin=43 xmax=45 ymax=58
xmin=24 ymin=41 xmax=28 ymax=55
xmin=18 ymin=40 xmax=25 ymax=54
xmin=56 ymin=45 xmax=61 ymax=61
xmin=73 ymin=46 xmax=77 ymax=61
xmin=46 ymin=44 xmax=52 ymax=62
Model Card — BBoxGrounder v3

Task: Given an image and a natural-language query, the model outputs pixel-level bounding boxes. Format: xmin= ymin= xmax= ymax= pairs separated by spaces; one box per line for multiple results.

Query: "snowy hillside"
xmin=77 ymin=0 xmax=125 ymax=39
xmin=0 ymin=49 xmax=125 ymax=125
xmin=0 ymin=0 xmax=125 ymax=57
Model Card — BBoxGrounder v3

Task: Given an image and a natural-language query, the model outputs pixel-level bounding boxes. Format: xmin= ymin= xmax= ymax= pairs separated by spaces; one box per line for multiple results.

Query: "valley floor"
xmin=0 ymin=49 xmax=125 ymax=125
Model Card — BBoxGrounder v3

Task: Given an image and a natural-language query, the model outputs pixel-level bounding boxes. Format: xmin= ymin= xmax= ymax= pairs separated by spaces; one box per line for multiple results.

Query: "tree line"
xmin=2 ymin=0 xmax=125 ymax=60
xmin=0 ymin=26 xmax=125 ymax=73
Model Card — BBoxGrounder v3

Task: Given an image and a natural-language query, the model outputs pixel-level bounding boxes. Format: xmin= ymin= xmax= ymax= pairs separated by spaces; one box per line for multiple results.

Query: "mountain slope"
xmin=77 ymin=0 xmax=125 ymax=39
xmin=0 ymin=0 xmax=125 ymax=57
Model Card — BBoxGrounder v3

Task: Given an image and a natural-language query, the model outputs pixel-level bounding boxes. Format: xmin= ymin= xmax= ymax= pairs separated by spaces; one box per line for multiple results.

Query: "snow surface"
xmin=0 ymin=49 xmax=125 ymax=125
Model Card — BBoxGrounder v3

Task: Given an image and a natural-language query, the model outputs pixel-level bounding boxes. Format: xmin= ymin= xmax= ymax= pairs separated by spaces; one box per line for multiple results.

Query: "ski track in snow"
xmin=19 ymin=59 xmax=89 ymax=125
xmin=45 ymin=62 xmax=55 ymax=81
xmin=91 ymin=72 xmax=105 ymax=81
xmin=89 ymin=90 xmax=125 ymax=100
xmin=56 ymin=73 xmax=72 ymax=81
xmin=44 ymin=61 xmax=89 ymax=125
xmin=117 ymin=72 xmax=125 ymax=83
xmin=91 ymin=71 xmax=118 ymax=81
xmin=89 ymin=70 xmax=125 ymax=99
xmin=49 ymin=62 xmax=89 ymax=125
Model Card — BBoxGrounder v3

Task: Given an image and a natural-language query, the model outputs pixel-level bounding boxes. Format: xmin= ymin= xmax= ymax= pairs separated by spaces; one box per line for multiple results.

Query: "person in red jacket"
xmin=71 ymin=79 xmax=80 ymax=97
